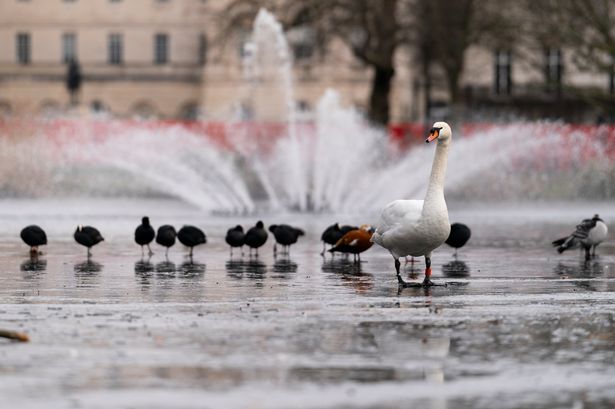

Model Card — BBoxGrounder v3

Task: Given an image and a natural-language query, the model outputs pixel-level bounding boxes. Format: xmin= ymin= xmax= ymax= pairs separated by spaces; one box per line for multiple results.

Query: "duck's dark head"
xmin=268 ymin=225 xmax=277 ymax=233
xmin=256 ymin=221 xmax=264 ymax=229
xmin=142 ymin=216 xmax=150 ymax=226
xmin=235 ymin=225 xmax=243 ymax=232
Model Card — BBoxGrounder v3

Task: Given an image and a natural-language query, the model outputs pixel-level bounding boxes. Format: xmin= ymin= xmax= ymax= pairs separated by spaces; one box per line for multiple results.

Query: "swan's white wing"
xmin=372 ymin=199 xmax=423 ymax=244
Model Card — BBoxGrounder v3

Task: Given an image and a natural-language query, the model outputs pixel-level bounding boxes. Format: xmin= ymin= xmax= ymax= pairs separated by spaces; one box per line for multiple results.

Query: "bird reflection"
xmin=155 ymin=260 xmax=176 ymax=279
xmin=554 ymin=261 xmax=604 ymax=278
xmin=554 ymin=260 xmax=605 ymax=278
xmin=135 ymin=258 xmax=154 ymax=286
xmin=226 ymin=260 xmax=245 ymax=280
xmin=554 ymin=261 xmax=607 ymax=292
xmin=442 ymin=259 xmax=470 ymax=278
xmin=74 ymin=259 xmax=103 ymax=287
xmin=321 ymin=258 xmax=374 ymax=293
xmin=21 ymin=256 xmax=47 ymax=274
xmin=179 ymin=260 xmax=206 ymax=279
xmin=272 ymin=258 xmax=298 ymax=279
xmin=74 ymin=259 xmax=103 ymax=274
xmin=225 ymin=259 xmax=267 ymax=280
xmin=135 ymin=258 xmax=154 ymax=274
xmin=245 ymin=259 xmax=266 ymax=279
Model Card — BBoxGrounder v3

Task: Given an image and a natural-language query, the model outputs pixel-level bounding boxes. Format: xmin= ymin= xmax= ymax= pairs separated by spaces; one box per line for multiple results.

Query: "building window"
xmin=62 ymin=33 xmax=77 ymax=63
xmin=494 ymin=49 xmax=512 ymax=95
xmin=16 ymin=33 xmax=30 ymax=64
xmin=108 ymin=33 xmax=123 ymax=65
xmin=545 ymin=48 xmax=563 ymax=92
xmin=609 ymin=55 xmax=615 ymax=95
xmin=199 ymin=34 xmax=207 ymax=66
xmin=154 ymin=33 xmax=168 ymax=64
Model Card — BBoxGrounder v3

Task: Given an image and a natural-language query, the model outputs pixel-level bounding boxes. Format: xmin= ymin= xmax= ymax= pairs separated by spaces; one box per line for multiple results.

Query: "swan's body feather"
xmin=372 ymin=199 xmax=450 ymax=258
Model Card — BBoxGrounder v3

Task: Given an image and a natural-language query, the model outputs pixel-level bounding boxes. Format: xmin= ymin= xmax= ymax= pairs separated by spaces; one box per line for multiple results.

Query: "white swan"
xmin=371 ymin=121 xmax=452 ymax=287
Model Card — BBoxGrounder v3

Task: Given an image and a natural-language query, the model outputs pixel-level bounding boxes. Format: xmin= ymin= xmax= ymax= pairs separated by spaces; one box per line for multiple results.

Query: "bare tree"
xmin=218 ymin=0 xmax=516 ymax=125
xmin=414 ymin=0 xmax=518 ymax=118
xmin=524 ymin=0 xmax=615 ymax=73
xmin=218 ymin=0 xmax=410 ymax=127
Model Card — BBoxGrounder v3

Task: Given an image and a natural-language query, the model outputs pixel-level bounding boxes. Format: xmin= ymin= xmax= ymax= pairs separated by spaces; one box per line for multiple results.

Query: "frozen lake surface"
xmin=1 ymin=199 xmax=615 ymax=408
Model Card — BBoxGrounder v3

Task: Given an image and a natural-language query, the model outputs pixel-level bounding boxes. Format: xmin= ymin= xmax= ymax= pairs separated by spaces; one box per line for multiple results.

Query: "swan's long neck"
xmin=423 ymin=140 xmax=449 ymax=214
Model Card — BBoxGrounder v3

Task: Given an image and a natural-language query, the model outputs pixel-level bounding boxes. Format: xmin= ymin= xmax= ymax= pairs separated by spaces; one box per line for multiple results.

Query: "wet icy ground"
xmin=1 ymin=199 xmax=615 ymax=409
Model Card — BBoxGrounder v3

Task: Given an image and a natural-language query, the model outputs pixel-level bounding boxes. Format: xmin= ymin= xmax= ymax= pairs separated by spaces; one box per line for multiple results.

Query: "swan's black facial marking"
xmin=426 ymin=127 xmax=442 ymax=143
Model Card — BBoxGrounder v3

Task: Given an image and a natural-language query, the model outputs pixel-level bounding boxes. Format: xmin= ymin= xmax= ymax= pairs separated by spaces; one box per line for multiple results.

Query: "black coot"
xmin=156 ymin=225 xmax=177 ymax=257
xmin=135 ymin=216 xmax=155 ymax=256
xmin=225 ymin=225 xmax=245 ymax=256
xmin=269 ymin=224 xmax=304 ymax=256
xmin=177 ymin=225 xmax=207 ymax=256
xmin=20 ymin=225 xmax=47 ymax=255
xmin=445 ymin=223 xmax=471 ymax=256
xmin=74 ymin=225 xmax=104 ymax=256
xmin=321 ymin=224 xmax=358 ymax=255
xmin=244 ymin=221 xmax=268 ymax=256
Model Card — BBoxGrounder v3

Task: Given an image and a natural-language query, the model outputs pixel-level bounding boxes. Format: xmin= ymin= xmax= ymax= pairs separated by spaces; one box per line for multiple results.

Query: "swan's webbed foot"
xmin=422 ymin=278 xmax=447 ymax=287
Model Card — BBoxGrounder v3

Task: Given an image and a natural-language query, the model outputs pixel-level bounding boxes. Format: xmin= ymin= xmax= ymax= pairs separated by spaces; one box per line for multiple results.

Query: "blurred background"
xmin=1 ymin=0 xmax=614 ymax=124
xmin=0 ymin=0 xmax=613 ymax=212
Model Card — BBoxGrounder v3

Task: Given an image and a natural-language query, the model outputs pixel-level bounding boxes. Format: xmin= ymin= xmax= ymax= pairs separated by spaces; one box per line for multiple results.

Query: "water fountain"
xmin=0 ymin=9 xmax=612 ymax=215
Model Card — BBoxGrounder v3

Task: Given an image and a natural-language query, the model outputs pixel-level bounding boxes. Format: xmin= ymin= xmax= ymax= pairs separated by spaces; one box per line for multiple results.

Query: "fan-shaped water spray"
xmin=0 ymin=10 xmax=612 ymax=213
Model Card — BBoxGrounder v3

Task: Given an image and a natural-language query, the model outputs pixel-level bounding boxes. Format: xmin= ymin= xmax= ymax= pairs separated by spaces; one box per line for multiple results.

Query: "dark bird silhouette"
xmin=245 ymin=220 xmax=268 ymax=256
xmin=20 ymin=225 xmax=47 ymax=255
xmin=74 ymin=225 xmax=104 ymax=257
xmin=445 ymin=223 xmax=471 ymax=256
xmin=156 ymin=225 xmax=177 ymax=257
xmin=269 ymin=224 xmax=304 ymax=256
xmin=553 ymin=214 xmax=608 ymax=261
xmin=225 ymin=225 xmax=245 ymax=256
xmin=329 ymin=225 xmax=375 ymax=262
xmin=321 ymin=223 xmax=358 ymax=255
xmin=177 ymin=225 xmax=207 ymax=257
xmin=134 ymin=216 xmax=155 ymax=256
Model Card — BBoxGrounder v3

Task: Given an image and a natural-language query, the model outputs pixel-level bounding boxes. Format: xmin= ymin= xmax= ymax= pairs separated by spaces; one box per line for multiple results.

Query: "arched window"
xmin=131 ymin=101 xmax=158 ymax=119
xmin=38 ymin=100 xmax=63 ymax=118
xmin=0 ymin=100 xmax=12 ymax=118
xmin=288 ymin=8 xmax=315 ymax=61
xmin=178 ymin=101 xmax=200 ymax=120
xmin=199 ymin=34 xmax=208 ymax=66
xmin=90 ymin=100 xmax=109 ymax=114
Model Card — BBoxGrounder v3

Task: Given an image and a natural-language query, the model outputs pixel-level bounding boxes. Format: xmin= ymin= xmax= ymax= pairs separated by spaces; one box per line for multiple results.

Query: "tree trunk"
xmin=368 ymin=66 xmax=395 ymax=126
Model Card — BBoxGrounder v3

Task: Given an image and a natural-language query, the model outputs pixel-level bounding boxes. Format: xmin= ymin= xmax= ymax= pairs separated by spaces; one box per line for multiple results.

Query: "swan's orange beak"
xmin=426 ymin=128 xmax=440 ymax=143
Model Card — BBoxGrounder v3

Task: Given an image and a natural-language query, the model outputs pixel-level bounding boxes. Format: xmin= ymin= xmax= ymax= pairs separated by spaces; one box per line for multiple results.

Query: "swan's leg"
xmin=422 ymin=256 xmax=435 ymax=286
xmin=395 ymin=258 xmax=405 ymax=284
